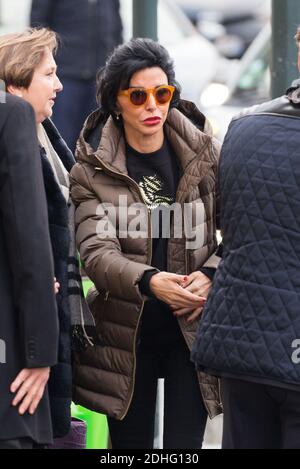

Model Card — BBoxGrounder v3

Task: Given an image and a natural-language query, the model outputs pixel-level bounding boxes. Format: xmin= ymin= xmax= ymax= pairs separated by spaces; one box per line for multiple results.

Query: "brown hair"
xmin=0 ymin=28 xmax=58 ymax=89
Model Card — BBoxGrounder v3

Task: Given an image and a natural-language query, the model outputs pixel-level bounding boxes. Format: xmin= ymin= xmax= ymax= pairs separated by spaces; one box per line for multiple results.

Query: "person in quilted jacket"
xmin=70 ymin=38 xmax=222 ymax=449
xmin=192 ymin=27 xmax=300 ymax=449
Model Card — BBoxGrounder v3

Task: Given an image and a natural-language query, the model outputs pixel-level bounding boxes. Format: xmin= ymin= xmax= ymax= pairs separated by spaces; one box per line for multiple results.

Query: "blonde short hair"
xmin=0 ymin=27 xmax=58 ymax=89
xmin=295 ymin=26 xmax=300 ymax=46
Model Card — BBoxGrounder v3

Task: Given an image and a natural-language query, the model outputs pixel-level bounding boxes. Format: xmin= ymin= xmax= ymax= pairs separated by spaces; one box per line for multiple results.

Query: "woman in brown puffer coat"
xmin=71 ymin=38 xmax=222 ymax=449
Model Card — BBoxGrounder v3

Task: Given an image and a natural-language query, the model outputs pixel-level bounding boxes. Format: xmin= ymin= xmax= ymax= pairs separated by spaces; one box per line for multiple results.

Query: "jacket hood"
xmin=75 ymin=99 xmax=215 ymax=175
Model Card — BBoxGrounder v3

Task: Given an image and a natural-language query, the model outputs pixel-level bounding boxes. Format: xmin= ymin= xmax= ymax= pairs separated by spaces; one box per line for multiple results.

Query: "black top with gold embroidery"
xmin=126 ymin=138 xmax=181 ymax=346
xmin=126 ymin=138 xmax=180 ymax=273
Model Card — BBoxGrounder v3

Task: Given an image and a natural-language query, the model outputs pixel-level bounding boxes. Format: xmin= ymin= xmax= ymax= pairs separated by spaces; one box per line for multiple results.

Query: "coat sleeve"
xmin=70 ymin=163 xmax=157 ymax=302
xmin=201 ymin=136 xmax=223 ymax=272
xmin=0 ymin=98 xmax=59 ymax=368
xmin=30 ymin=0 xmax=53 ymax=27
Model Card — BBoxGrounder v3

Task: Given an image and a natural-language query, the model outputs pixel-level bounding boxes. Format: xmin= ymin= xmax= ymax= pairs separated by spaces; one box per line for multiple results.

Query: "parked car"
xmin=201 ymin=23 xmax=271 ymax=140
xmin=174 ymin=0 xmax=270 ymax=58
xmin=120 ymin=0 xmax=228 ymax=103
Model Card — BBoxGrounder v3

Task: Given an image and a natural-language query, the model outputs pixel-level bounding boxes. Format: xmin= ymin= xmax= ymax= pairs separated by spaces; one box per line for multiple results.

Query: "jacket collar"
xmin=286 ymin=78 xmax=300 ymax=104
xmin=76 ymin=100 xmax=214 ymax=176
xmin=42 ymin=118 xmax=75 ymax=172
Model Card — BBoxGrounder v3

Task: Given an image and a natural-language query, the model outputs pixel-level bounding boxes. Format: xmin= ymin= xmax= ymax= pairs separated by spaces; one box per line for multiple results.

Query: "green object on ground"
xmin=82 ymin=278 xmax=94 ymax=296
xmin=71 ymin=403 xmax=108 ymax=449
xmin=71 ymin=277 xmax=108 ymax=449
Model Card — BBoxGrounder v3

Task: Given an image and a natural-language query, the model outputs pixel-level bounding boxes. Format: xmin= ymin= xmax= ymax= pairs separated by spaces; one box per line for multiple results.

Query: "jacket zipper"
xmin=167 ymin=151 xmax=202 ymax=273
xmin=104 ymin=291 xmax=109 ymax=302
xmin=93 ymin=155 xmax=153 ymax=420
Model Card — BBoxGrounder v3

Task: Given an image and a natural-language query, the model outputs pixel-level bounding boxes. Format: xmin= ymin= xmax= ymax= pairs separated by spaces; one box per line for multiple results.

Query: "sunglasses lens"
xmin=155 ymin=87 xmax=172 ymax=104
xmin=130 ymin=90 xmax=147 ymax=106
xmin=125 ymin=87 xmax=174 ymax=106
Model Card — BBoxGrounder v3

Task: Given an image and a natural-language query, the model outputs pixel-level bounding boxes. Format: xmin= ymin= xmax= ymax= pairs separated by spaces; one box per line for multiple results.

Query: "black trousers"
xmin=221 ymin=377 xmax=300 ymax=449
xmin=108 ymin=334 xmax=208 ymax=449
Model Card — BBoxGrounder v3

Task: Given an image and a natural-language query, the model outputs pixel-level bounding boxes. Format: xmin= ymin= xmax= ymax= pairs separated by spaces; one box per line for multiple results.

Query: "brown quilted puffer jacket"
xmin=70 ymin=100 xmax=222 ymax=420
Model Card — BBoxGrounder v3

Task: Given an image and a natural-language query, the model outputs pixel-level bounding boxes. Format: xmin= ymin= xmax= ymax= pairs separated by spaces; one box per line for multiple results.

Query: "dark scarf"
xmin=40 ymin=119 xmax=94 ymax=438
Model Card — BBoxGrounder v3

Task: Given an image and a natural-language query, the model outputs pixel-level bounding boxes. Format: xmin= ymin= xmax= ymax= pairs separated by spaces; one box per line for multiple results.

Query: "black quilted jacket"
xmin=192 ymin=81 xmax=300 ymax=391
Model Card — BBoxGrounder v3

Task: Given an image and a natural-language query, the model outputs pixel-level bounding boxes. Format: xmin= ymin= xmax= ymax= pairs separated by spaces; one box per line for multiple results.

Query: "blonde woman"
xmin=0 ymin=28 xmax=90 ymax=440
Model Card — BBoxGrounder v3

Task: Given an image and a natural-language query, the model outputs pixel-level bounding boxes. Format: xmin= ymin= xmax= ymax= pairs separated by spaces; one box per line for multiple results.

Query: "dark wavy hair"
xmin=96 ymin=37 xmax=181 ymax=125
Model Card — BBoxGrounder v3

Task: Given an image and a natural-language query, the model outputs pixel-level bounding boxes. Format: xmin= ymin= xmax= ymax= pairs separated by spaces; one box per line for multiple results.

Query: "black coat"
xmin=40 ymin=119 xmax=75 ymax=438
xmin=0 ymin=95 xmax=58 ymax=444
xmin=31 ymin=0 xmax=123 ymax=80
xmin=192 ymin=84 xmax=300 ymax=391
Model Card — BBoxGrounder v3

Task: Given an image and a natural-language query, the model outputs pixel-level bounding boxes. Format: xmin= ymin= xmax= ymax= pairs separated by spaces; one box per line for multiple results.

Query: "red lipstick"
xmin=143 ymin=117 xmax=161 ymax=125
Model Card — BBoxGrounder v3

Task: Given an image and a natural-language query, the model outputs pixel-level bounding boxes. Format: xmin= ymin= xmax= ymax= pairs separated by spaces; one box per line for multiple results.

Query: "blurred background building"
xmin=0 ymin=1 xmax=274 ymax=139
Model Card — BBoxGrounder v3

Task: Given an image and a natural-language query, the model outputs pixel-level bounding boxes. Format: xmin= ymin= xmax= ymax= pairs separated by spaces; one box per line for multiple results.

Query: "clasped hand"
xmin=149 ymin=271 xmax=212 ymax=323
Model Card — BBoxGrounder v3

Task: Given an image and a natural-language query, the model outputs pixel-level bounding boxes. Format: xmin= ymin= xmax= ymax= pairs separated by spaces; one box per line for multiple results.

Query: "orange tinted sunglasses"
xmin=118 ymin=85 xmax=175 ymax=106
